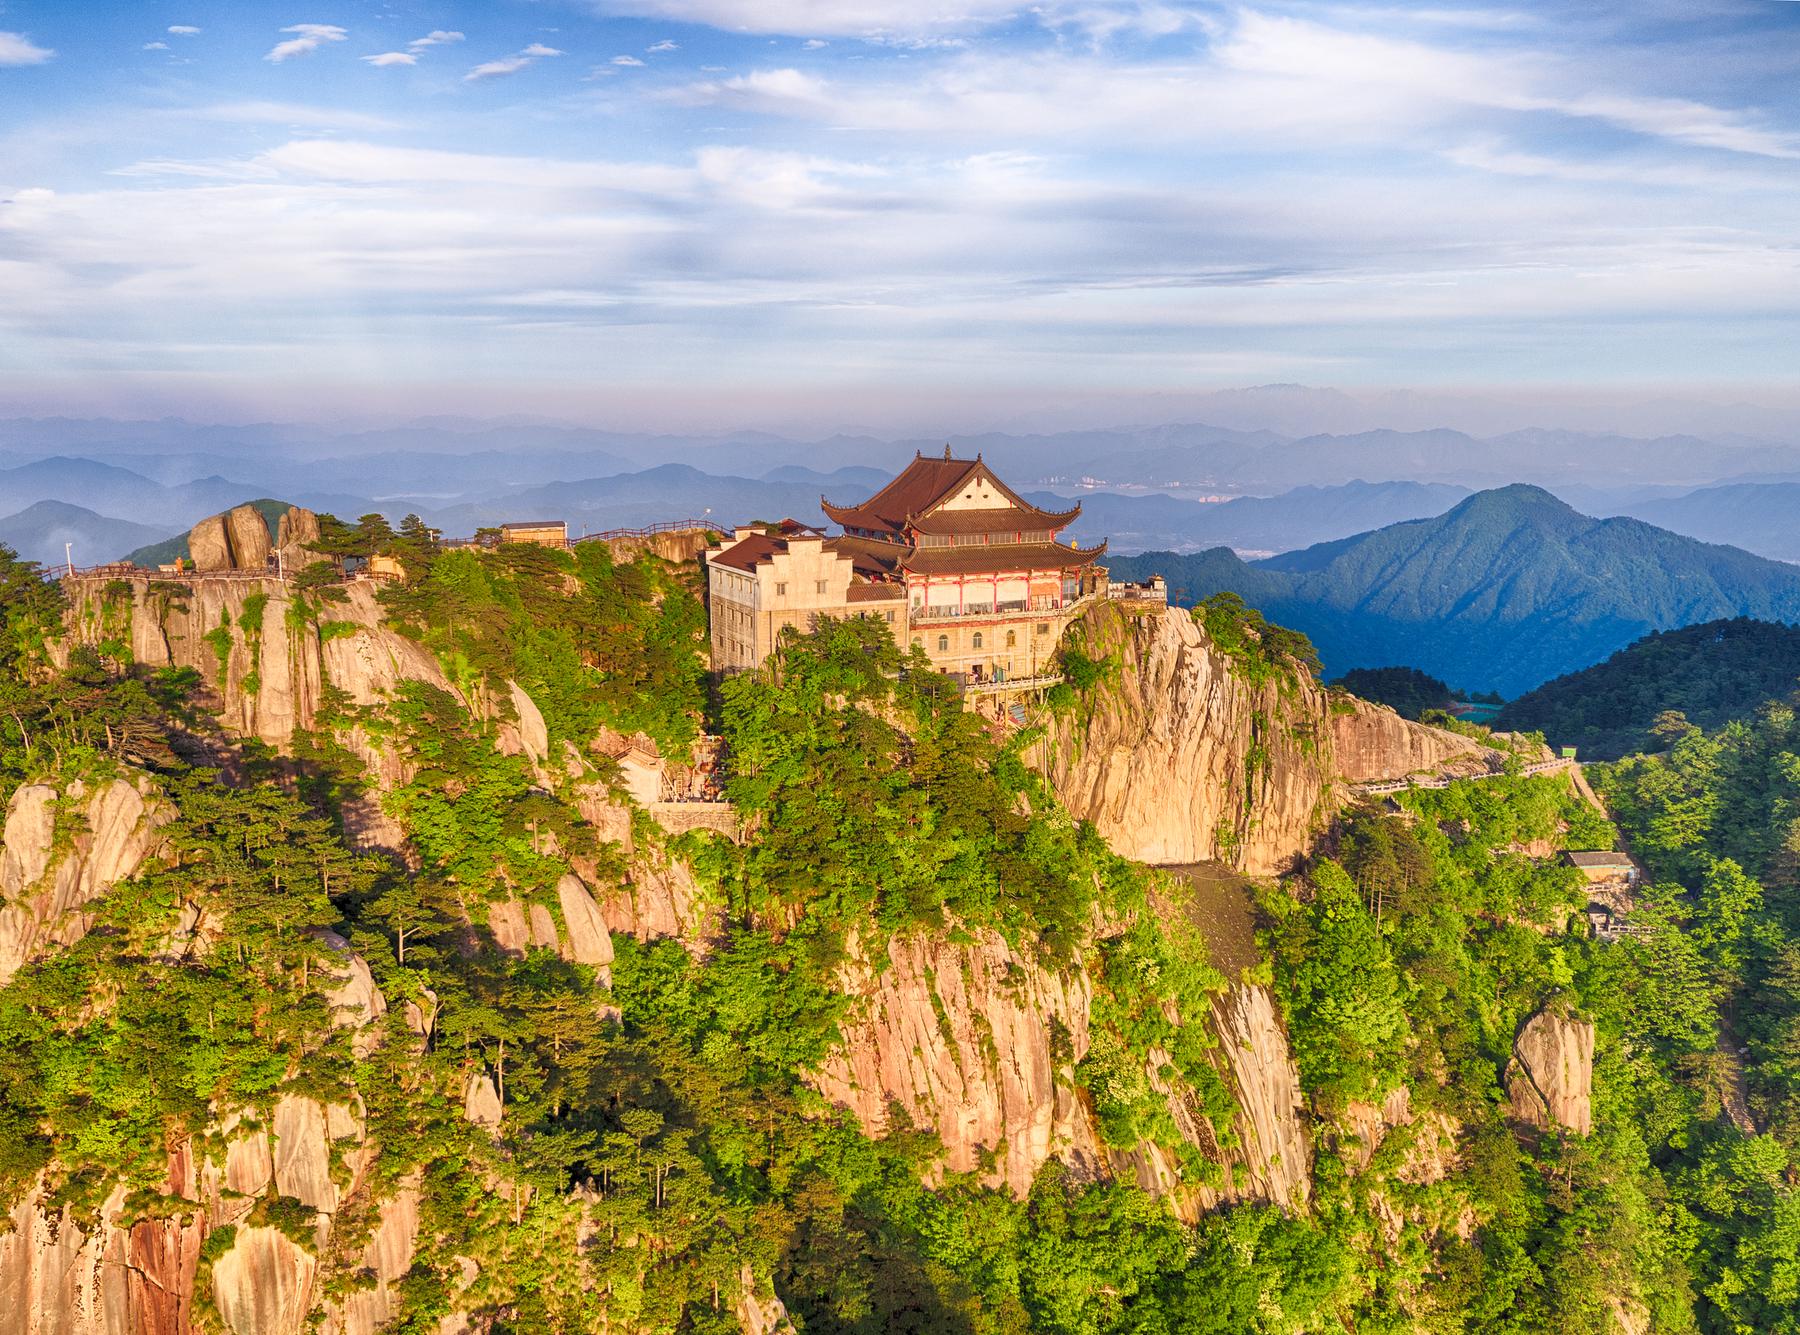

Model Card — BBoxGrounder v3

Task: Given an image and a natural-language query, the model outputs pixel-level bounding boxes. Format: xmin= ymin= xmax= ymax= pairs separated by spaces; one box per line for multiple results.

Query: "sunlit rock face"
xmin=1039 ymin=603 xmax=1481 ymax=876
xmin=1508 ymin=1006 xmax=1595 ymax=1135
xmin=0 ymin=775 xmax=172 ymax=985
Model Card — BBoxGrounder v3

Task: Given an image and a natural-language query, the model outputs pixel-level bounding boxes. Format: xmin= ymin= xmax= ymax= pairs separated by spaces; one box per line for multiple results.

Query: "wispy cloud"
xmin=668 ymin=10 xmax=1800 ymax=162
xmin=266 ymin=23 xmax=348 ymax=64
xmin=581 ymin=0 xmax=1025 ymax=40
xmin=613 ymin=55 xmax=645 ymax=67
xmin=168 ymin=25 xmax=201 ymax=36
xmin=363 ymin=52 xmax=418 ymax=68
xmin=649 ymin=40 xmax=679 ymax=52
xmin=467 ymin=43 xmax=564 ymax=81
xmin=0 ymin=31 xmax=54 ymax=66
xmin=409 ymin=30 xmax=465 ymax=50
xmin=144 ymin=42 xmax=171 ymax=52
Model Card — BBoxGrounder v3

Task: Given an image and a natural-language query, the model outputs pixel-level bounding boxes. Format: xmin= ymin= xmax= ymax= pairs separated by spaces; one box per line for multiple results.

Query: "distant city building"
xmin=705 ymin=449 xmax=1109 ymax=685
xmin=499 ymin=520 xmax=568 ymax=548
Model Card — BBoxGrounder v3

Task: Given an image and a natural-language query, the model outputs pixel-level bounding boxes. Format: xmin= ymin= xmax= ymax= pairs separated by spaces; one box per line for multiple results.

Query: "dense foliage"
xmin=1193 ymin=590 xmax=1321 ymax=686
xmin=7 ymin=534 xmax=1800 ymax=1334
xmin=1584 ymin=704 xmax=1800 ymax=1333
xmin=1332 ymin=666 xmax=1455 ymax=720
xmin=1495 ymin=618 xmax=1800 ymax=760
xmin=378 ymin=535 xmax=708 ymax=752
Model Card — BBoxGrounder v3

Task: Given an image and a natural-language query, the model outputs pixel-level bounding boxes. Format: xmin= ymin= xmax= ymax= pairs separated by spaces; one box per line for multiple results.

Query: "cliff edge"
xmin=1038 ymin=602 xmax=1484 ymax=875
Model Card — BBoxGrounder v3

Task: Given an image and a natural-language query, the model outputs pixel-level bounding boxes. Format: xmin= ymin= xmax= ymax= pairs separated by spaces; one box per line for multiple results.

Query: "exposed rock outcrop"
xmin=0 ymin=775 xmax=172 ymax=984
xmin=812 ymin=930 xmax=1103 ymax=1196
xmin=1197 ymin=984 xmax=1311 ymax=1208
xmin=1507 ymin=1006 xmax=1595 ymax=1134
xmin=596 ymin=527 xmax=714 ymax=565
xmin=190 ymin=503 xmax=275 ymax=572
xmin=60 ymin=576 xmax=448 ymax=761
xmin=275 ymin=506 xmax=334 ymax=573
xmin=1039 ymin=603 xmax=1482 ymax=875
xmin=0 ymin=1088 xmax=389 ymax=1335
xmin=811 ymin=930 xmax=1311 ymax=1216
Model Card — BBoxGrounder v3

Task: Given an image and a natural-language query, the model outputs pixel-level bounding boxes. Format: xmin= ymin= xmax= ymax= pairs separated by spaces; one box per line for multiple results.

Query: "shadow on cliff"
xmin=776 ymin=1217 xmax=983 ymax=1335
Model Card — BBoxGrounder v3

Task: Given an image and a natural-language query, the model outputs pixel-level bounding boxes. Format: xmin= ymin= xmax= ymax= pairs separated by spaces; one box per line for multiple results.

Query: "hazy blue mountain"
xmin=1494 ymin=618 xmax=1800 ymax=759
xmin=1109 ymin=485 xmax=1800 ymax=695
xmin=1046 ymin=480 xmax=1468 ymax=554
xmin=0 ymin=500 xmax=173 ymax=569
xmin=1621 ymin=482 xmax=1800 ymax=563
xmin=760 ymin=465 xmax=895 ymax=489
xmin=423 ymin=463 xmax=881 ymax=536
xmin=0 ymin=456 xmax=375 ymax=530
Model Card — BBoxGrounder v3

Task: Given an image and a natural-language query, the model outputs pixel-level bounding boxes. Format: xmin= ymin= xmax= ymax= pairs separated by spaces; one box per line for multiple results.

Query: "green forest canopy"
xmin=2 ymin=537 xmax=1799 ymax=1333
xmin=1496 ymin=617 xmax=1800 ymax=760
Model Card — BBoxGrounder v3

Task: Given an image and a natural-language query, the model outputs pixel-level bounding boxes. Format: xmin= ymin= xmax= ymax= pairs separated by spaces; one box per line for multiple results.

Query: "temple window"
xmin=972 ymin=633 xmax=983 ymax=650
xmin=937 ymin=635 xmax=949 ymax=652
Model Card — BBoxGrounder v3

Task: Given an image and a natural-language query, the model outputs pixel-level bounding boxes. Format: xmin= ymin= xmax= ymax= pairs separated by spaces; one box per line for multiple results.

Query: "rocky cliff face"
xmin=0 ymin=933 xmax=416 ymax=1335
xmin=811 ymin=930 xmax=1106 ymax=1197
xmin=1039 ymin=603 xmax=1482 ymax=875
xmin=1507 ymin=1006 xmax=1595 ymax=1135
xmin=0 ymin=775 xmax=172 ymax=985
xmin=808 ymin=929 xmax=1311 ymax=1216
xmin=62 ymin=575 xmax=420 ymax=751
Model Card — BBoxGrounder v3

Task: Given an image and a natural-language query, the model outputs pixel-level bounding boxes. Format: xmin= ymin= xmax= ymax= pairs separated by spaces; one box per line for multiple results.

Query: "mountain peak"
xmin=1449 ymin=482 xmax=1576 ymax=516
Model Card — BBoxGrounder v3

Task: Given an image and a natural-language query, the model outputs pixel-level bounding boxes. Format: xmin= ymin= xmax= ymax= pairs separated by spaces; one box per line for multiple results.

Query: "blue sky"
xmin=1 ymin=0 xmax=1798 ymax=431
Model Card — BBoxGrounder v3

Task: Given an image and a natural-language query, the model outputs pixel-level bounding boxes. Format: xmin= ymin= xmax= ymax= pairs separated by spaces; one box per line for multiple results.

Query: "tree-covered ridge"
xmin=1589 ymin=703 xmax=1800 ymax=1333
xmin=1253 ymin=774 xmax=1731 ymax=1331
xmin=1495 ymin=618 xmax=1800 ymax=760
xmin=377 ymin=532 xmax=709 ymax=754
xmin=1331 ymin=667 xmax=1456 ymax=721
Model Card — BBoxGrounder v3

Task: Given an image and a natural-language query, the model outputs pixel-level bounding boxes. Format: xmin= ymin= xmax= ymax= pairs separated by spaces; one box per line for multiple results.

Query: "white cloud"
xmin=410 ymin=30 xmax=465 ymax=50
xmin=363 ymin=52 xmax=418 ymax=67
xmin=254 ymin=138 xmax=690 ymax=192
xmin=613 ymin=55 xmax=645 ymax=66
xmin=802 ymin=39 xmax=828 ymax=49
xmin=144 ymin=42 xmax=171 ymax=52
xmin=581 ymin=1 xmax=1025 ymax=39
xmin=0 ymin=31 xmax=54 ymax=66
xmin=649 ymin=40 xmax=679 ymax=52
xmin=667 ymin=11 xmax=1800 ymax=162
xmin=168 ymin=25 xmax=201 ymax=36
xmin=266 ymin=24 xmax=348 ymax=63
xmin=467 ymin=43 xmax=563 ymax=81
xmin=468 ymin=55 xmax=534 ymax=80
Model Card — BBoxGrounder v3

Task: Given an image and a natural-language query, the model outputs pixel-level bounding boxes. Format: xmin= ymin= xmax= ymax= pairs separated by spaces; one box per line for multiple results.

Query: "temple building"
xmin=704 ymin=449 xmax=1108 ymax=684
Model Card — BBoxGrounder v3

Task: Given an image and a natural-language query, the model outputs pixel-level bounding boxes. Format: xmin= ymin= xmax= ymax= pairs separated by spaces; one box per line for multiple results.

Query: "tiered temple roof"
xmin=822 ymin=447 xmax=1082 ymax=541
xmin=821 ymin=448 xmax=1103 ymax=575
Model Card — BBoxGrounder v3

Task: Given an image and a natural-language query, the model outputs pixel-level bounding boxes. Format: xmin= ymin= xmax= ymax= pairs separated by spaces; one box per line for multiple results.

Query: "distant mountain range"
xmin=0 ymin=456 xmax=370 ymax=534
xmin=9 ymin=412 xmax=1800 ymax=504
xmin=1621 ymin=482 xmax=1800 ymax=564
xmin=0 ymin=500 xmax=172 ymax=569
xmin=1109 ymin=485 xmax=1800 ymax=696
xmin=1047 ymin=481 xmax=1469 ymax=555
